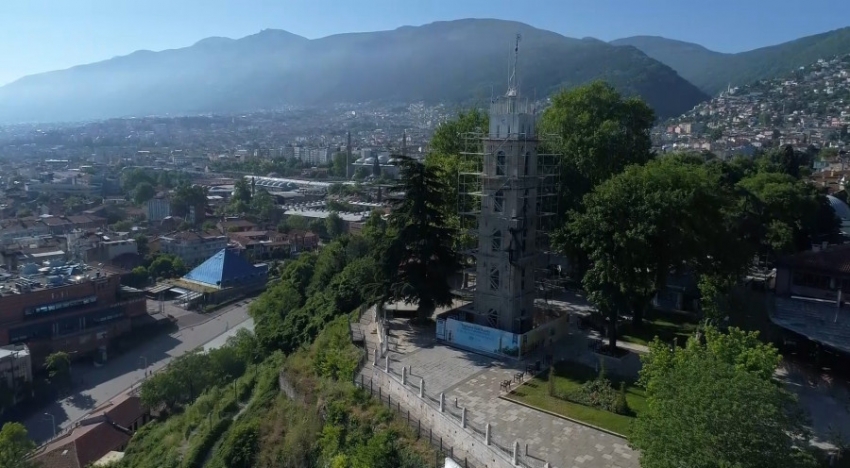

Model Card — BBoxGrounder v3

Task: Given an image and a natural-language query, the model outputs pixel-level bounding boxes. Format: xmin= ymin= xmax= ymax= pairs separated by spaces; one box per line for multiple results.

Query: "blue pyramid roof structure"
xmin=182 ymin=248 xmax=267 ymax=289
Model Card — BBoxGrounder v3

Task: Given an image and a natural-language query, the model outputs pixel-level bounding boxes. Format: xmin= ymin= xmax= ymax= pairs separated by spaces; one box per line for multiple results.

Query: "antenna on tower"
xmin=507 ymin=33 xmax=522 ymax=97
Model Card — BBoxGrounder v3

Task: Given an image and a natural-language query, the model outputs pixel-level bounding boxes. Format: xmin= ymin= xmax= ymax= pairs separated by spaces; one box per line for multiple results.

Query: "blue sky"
xmin=2 ymin=0 xmax=849 ymax=86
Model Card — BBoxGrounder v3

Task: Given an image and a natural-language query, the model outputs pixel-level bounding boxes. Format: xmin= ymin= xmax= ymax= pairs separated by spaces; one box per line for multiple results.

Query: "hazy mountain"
xmin=0 ymin=19 xmax=708 ymax=123
xmin=612 ymin=27 xmax=850 ymax=95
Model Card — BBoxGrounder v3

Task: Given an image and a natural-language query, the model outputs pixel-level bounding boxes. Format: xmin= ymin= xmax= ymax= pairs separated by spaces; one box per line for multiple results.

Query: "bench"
xmin=500 ymin=380 xmax=512 ymax=392
xmin=514 ymin=372 xmax=524 ymax=383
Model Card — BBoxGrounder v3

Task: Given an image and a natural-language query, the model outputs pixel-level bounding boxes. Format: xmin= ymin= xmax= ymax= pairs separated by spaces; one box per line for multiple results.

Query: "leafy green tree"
xmin=424 ymin=109 xmax=489 ymax=244
xmin=123 ymin=266 xmax=150 ymax=288
xmin=331 ymin=152 xmax=349 ymax=178
xmin=63 ymin=196 xmax=84 ymax=215
xmin=429 ymin=108 xmax=488 ymax=156
xmin=310 ymin=219 xmax=328 ymax=239
xmin=738 ymin=171 xmax=838 ymax=256
xmin=250 ymin=188 xmax=279 ymax=223
xmin=353 ymin=167 xmax=368 ymax=181
xmin=120 ymin=168 xmax=155 ymax=194
xmin=233 ymin=178 xmax=253 ymax=206
xmin=134 ymin=234 xmax=149 ymax=258
xmin=382 ymin=157 xmax=459 ymax=321
xmin=632 ymin=327 xmax=815 ymax=468
xmin=213 ymin=420 xmax=259 ymax=468
xmin=538 ymin=81 xmax=655 ymax=215
xmin=44 ymin=351 xmax=72 ymax=387
xmin=565 ymin=157 xmax=750 ymax=347
xmin=0 ymin=422 xmax=36 ymax=468
xmin=157 ymin=171 xmax=173 ymax=188
xmin=250 ymin=283 xmax=304 ymax=352
xmin=132 ymin=182 xmax=156 ymax=205
xmin=325 ymin=212 xmax=346 ymax=239
xmin=171 ymin=183 xmax=207 ymax=218
xmin=226 ymin=329 xmax=262 ymax=365
xmin=280 ymin=215 xmax=310 ymax=233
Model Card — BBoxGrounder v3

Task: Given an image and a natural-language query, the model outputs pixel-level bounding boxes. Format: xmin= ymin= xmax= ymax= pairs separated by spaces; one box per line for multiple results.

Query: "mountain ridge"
xmin=612 ymin=27 xmax=850 ymax=95
xmin=0 ymin=19 xmax=707 ymax=123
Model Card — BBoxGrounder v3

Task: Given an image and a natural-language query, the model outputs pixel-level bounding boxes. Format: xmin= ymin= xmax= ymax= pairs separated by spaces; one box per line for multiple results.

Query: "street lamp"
xmin=44 ymin=412 xmax=56 ymax=438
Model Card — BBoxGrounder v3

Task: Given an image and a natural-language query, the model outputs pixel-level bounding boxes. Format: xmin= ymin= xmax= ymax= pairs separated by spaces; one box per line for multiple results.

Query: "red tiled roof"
xmin=32 ymin=422 xmax=130 ymax=468
xmin=94 ymin=393 xmax=143 ymax=428
xmin=42 ymin=217 xmax=71 ymax=226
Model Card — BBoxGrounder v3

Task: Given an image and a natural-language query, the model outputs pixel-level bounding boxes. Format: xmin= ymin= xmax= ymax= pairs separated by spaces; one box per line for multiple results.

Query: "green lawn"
xmin=618 ymin=310 xmax=699 ymax=346
xmin=507 ymin=361 xmax=646 ymax=437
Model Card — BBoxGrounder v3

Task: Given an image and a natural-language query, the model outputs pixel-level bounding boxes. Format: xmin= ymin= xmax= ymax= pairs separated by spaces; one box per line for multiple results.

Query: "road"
xmin=23 ymin=299 xmax=253 ymax=444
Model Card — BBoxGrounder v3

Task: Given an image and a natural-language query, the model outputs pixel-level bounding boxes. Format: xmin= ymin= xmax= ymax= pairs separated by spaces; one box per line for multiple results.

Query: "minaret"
xmin=346 ymin=131 xmax=352 ymax=179
xmin=402 ymin=130 xmax=407 ymax=158
xmin=473 ymin=34 xmax=537 ymax=334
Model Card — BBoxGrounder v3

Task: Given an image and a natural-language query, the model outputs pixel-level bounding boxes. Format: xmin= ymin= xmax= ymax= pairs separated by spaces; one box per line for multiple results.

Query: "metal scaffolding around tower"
xmin=455 ymin=121 xmax=562 ymax=322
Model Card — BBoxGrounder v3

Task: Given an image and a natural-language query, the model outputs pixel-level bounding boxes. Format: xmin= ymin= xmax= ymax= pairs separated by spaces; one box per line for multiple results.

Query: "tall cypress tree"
xmin=382 ymin=156 xmax=459 ymax=321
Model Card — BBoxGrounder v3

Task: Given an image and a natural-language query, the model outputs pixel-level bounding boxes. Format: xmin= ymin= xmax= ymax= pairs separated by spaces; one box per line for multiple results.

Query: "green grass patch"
xmin=508 ymin=361 xmax=646 ymax=437
xmin=618 ymin=309 xmax=699 ymax=346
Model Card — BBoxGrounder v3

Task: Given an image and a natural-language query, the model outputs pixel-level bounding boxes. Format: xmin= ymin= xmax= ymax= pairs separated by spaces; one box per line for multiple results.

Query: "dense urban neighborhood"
xmin=658 ymin=54 xmax=850 ymax=157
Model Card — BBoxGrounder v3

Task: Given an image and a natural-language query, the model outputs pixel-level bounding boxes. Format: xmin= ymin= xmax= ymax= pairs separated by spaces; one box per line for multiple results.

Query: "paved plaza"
xmin=356 ymin=306 xmax=641 ymax=468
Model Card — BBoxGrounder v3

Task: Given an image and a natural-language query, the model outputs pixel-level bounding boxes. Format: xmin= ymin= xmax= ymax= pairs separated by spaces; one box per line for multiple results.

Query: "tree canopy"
xmin=0 ymin=422 xmax=36 ymax=468
xmin=381 ymin=156 xmax=459 ymax=320
xmin=632 ymin=327 xmax=815 ymax=468
xmin=538 ymin=81 xmax=656 ymax=215
xmin=565 ymin=156 xmax=751 ymax=347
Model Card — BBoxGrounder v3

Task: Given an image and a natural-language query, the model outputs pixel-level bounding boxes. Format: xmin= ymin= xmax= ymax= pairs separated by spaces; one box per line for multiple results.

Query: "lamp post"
xmin=44 ymin=412 xmax=56 ymax=438
xmin=139 ymin=356 xmax=148 ymax=378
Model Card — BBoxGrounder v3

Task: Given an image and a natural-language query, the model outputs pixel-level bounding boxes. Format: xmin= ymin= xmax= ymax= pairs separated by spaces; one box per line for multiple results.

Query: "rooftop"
xmin=283 ymin=208 xmax=369 ymax=222
xmin=182 ymin=248 xmax=267 ymax=289
xmin=0 ymin=344 xmax=30 ymax=360
xmin=0 ymin=262 xmax=115 ymax=298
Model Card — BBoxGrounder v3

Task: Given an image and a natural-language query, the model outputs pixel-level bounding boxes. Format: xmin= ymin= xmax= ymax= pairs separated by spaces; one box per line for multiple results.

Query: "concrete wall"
xmin=370 ymin=368 xmax=516 ymax=468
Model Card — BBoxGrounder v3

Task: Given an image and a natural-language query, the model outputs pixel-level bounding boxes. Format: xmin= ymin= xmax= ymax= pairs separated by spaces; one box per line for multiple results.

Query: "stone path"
xmin=354 ymin=306 xmax=640 ymax=468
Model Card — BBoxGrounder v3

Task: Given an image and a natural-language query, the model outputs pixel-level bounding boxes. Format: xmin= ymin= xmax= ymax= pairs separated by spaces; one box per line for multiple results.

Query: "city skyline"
xmin=2 ymin=0 xmax=849 ymax=86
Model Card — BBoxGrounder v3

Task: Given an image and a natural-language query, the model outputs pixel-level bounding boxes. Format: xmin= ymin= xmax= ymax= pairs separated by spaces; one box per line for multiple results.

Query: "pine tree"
xmin=382 ymin=156 xmax=459 ymax=322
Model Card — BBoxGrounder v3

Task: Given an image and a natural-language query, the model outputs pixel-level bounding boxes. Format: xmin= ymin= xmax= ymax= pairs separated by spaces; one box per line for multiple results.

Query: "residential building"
xmin=0 ymin=219 xmax=50 ymax=245
xmin=158 ymin=231 xmax=228 ymax=266
xmin=0 ymin=344 xmax=32 ymax=405
xmin=217 ymin=218 xmax=257 ymax=233
xmin=146 ymin=195 xmax=171 ymax=222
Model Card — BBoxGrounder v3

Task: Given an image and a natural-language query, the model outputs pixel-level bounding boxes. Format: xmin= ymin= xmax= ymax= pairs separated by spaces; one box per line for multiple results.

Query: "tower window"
xmin=494 ymin=190 xmax=504 ymax=213
xmin=496 ymin=125 xmax=500 ymax=138
xmin=496 ymin=151 xmax=506 ymax=176
xmin=489 ymin=268 xmax=500 ymax=290
xmin=492 ymin=230 xmax=502 ymax=252
xmin=524 ymin=151 xmax=531 ymax=176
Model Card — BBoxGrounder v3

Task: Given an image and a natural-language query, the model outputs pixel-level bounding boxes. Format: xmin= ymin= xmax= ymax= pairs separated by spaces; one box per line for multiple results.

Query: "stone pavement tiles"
xmin=446 ymin=368 xmax=638 ymax=468
xmin=380 ymin=324 xmax=639 ymax=467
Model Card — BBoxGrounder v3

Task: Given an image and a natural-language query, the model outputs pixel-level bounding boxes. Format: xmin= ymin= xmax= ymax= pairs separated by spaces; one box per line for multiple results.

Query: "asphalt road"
xmin=23 ymin=300 xmax=253 ymax=444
